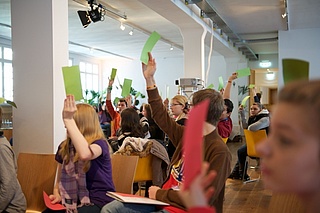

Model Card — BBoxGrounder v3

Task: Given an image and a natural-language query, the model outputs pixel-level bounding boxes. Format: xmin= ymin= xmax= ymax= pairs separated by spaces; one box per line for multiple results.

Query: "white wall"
xmin=279 ymin=28 xmax=320 ymax=88
xmin=206 ymin=54 xmax=227 ymax=88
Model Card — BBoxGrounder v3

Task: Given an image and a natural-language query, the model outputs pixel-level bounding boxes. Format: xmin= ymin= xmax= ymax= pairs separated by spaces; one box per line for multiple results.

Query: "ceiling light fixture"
xmin=170 ymin=45 xmax=173 ymax=51
xmin=129 ymin=29 xmax=133 ymax=36
xmin=120 ymin=23 xmax=125 ymax=31
xmin=266 ymin=69 xmax=275 ymax=80
xmin=259 ymin=60 xmax=272 ymax=68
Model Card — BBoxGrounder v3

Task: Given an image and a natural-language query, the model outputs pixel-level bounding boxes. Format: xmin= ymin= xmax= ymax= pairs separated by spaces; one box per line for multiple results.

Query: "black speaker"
xmin=89 ymin=8 xmax=102 ymax=22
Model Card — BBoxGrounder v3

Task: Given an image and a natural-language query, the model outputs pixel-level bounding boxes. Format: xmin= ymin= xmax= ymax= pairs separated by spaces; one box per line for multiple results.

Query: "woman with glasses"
xmin=167 ymin=95 xmax=189 ymax=159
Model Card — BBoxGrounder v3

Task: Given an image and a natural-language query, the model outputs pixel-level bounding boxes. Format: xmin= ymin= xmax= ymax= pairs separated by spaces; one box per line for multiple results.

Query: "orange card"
xmin=182 ymin=99 xmax=209 ymax=189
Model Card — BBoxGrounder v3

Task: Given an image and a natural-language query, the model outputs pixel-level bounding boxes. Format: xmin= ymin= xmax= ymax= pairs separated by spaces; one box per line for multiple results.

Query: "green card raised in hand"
xmin=110 ymin=68 xmax=117 ymax=80
xmin=248 ymin=84 xmax=255 ymax=89
xmin=237 ymin=68 xmax=251 ymax=78
xmin=282 ymin=59 xmax=309 ymax=85
xmin=140 ymin=31 xmax=161 ymax=65
xmin=62 ymin=65 xmax=83 ymax=101
xmin=241 ymin=95 xmax=250 ymax=107
xmin=207 ymin=83 xmax=214 ymax=89
xmin=121 ymin=78 xmax=132 ymax=98
xmin=218 ymin=76 xmax=224 ymax=91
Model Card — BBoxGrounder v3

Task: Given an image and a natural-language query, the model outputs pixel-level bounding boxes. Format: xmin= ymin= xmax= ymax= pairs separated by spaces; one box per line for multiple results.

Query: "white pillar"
xmin=11 ymin=0 xmax=68 ymax=154
xmin=137 ymin=0 xmax=207 ymax=80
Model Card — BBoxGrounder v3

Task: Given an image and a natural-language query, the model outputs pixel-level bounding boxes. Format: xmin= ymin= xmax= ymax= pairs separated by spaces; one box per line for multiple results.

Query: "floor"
xmin=224 ymin=140 xmax=272 ymax=213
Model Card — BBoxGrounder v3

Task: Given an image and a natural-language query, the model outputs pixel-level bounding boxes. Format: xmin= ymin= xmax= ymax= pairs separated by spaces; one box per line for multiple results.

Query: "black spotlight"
xmin=77 ymin=10 xmax=91 ymax=28
xmin=88 ymin=8 xmax=102 ymax=23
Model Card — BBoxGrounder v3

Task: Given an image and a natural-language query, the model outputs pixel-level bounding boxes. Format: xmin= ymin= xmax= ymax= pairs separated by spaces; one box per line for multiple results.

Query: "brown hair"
xmin=278 ymin=79 xmax=320 ymax=136
xmin=120 ymin=107 xmax=145 ymax=138
xmin=192 ymin=89 xmax=224 ymax=126
xmin=142 ymin=103 xmax=152 ymax=121
xmin=59 ymin=103 xmax=106 ymax=172
xmin=252 ymin=102 xmax=263 ymax=111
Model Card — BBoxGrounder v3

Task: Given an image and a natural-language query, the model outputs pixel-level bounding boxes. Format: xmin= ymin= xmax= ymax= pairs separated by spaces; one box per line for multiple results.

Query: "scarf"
xmin=59 ymin=142 xmax=91 ymax=213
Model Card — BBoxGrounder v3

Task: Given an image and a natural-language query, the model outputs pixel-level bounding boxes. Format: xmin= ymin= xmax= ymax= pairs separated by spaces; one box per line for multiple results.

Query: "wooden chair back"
xmin=268 ymin=193 xmax=305 ymax=213
xmin=244 ymin=129 xmax=267 ymax=157
xmin=134 ymin=154 xmax=153 ymax=182
xmin=111 ymin=154 xmax=139 ymax=194
xmin=17 ymin=153 xmax=57 ymax=212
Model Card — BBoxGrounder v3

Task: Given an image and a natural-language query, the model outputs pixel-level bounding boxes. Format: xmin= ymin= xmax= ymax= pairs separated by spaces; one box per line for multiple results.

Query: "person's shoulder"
xmin=93 ymin=139 xmax=108 ymax=147
xmin=0 ymin=137 xmax=10 ymax=145
xmin=93 ymin=139 xmax=111 ymax=156
xmin=204 ymin=131 xmax=229 ymax=149
xmin=0 ymin=137 xmax=12 ymax=153
xmin=177 ymin=118 xmax=187 ymax=125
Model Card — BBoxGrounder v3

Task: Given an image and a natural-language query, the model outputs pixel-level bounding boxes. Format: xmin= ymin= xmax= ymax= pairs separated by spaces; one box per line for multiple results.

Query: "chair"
xmin=243 ymin=129 xmax=267 ymax=184
xmin=17 ymin=153 xmax=57 ymax=212
xmin=111 ymin=154 xmax=139 ymax=194
xmin=133 ymin=154 xmax=153 ymax=196
xmin=268 ymin=193 xmax=305 ymax=213
xmin=134 ymin=154 xmax=153 ymax=182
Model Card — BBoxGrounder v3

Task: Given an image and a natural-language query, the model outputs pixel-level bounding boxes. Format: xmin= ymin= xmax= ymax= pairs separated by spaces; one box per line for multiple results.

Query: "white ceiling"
xmin=1 ymin=0 xmax=320 ymax=61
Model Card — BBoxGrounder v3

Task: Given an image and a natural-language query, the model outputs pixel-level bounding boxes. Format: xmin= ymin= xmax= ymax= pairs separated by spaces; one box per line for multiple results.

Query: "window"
xmin=79 ymin=61 xmax=99 ymax=99
xmin=0 ymin=46 xmax=13 ymax=101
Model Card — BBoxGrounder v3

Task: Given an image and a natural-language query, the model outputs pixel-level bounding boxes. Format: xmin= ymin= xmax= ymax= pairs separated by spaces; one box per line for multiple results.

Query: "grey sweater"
xmin=0 ymin=137 xmax=26 ymax=213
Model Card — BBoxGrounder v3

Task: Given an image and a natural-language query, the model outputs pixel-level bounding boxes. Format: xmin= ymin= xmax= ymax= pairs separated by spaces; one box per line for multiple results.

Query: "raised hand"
xmin=228 ymin=72 xmax=238 ymax=82
xmin=142 ymin=52 xmax=157 ymax=87
xmin=108 ymin=78 xmax=114 ymax=87
xmin=179 ymin=162 xmax=217 ymax=209
xmin=63 ymin=95 xmax=77 ymax=121
xmin=125 ymin=95 xmax=132 ymax=108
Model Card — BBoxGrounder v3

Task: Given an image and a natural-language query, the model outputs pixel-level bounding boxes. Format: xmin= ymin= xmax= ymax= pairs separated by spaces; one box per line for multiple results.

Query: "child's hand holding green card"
xmin=110 ymin=68 xmax=117 ymax=80
xmin=140 ymin=31 xmax=161 ymax=65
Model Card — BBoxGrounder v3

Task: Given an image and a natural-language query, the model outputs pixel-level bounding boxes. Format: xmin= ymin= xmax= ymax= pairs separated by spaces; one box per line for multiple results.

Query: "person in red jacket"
xmin=217 ymin=73 xmax=237 ymax=138
xmin=105 ymin=79 xmax=128 ymax=137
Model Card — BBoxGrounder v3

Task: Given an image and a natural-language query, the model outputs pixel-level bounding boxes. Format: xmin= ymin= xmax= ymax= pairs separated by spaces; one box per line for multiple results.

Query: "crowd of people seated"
xmin=2 ymin=51 xmax=319 ymax=213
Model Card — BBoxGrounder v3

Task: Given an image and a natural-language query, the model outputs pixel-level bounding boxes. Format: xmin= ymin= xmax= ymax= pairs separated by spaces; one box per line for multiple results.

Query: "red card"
xmin=43 ymin=191 xmax=66 ymax=210
xmin=182 ymin=99 xmax=209 ymax=189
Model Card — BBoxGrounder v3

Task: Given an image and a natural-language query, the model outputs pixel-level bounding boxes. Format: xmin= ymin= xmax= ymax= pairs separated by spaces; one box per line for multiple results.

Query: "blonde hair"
xmin=172 ymin=95 xmax=188 ymax=106
xmin=59 ymin=103 xmax=106 ymax=171
xmin=171 ymin=95 xmax=189 ymax=120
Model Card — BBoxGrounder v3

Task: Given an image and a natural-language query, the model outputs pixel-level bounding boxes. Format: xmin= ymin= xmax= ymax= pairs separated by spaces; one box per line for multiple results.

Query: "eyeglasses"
xmin=170 ymin=103 xmax=182 ymax=107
